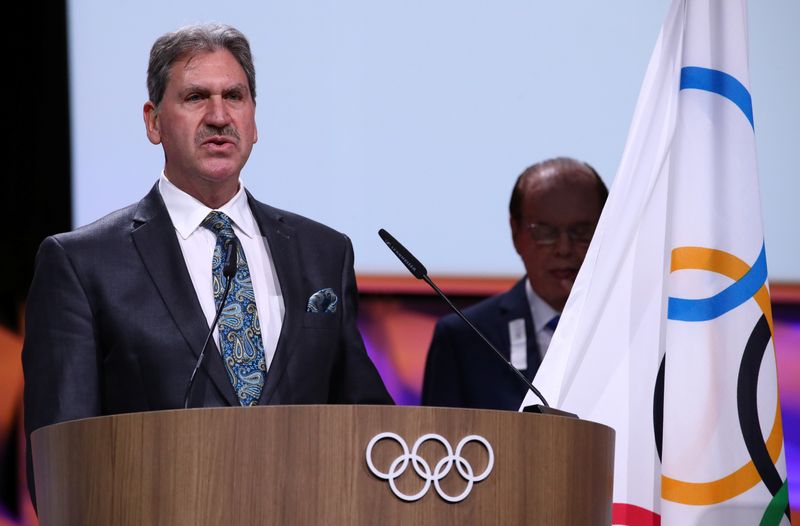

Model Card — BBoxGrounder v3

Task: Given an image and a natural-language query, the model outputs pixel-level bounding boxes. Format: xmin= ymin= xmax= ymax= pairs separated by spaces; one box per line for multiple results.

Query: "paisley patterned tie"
xmin=201 ymin=211 xmax=266 ymax=406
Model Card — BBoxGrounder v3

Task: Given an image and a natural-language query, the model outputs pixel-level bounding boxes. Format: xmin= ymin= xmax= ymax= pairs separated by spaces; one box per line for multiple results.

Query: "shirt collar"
xmin=158 ymin=172 xmax=259 ymax=240
xmin=525 ymin=278 xmax=560 ymax=333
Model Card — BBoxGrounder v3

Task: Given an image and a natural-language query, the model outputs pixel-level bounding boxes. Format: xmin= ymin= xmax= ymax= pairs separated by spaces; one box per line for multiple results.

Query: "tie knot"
xmin=545 ymin=315 xmax=560 ymax=332
xmin=201 ymin=211 xmax=235 ymax=239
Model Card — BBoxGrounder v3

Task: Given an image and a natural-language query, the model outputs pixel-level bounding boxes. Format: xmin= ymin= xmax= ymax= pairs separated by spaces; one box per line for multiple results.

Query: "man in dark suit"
xmin=421 ymin=157 xmax=607 ymax=410
xmin=22 ymin=24 xmax=392 ymax=490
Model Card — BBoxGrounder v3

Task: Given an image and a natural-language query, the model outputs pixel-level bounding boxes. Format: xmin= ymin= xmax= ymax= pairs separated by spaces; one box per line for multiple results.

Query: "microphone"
xmin=183 ymin=238 xmax=239 ymax=409
xmin=378 ymin=228 xmax=427 ymax=279
xmin=222 ymin=238 xmax=238 ymax=278
xmin=378 ymin=229 xmax=576 ymax=417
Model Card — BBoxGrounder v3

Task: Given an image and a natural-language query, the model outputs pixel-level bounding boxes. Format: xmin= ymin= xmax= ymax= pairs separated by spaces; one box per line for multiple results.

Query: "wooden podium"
xmin=31 ymin=405 xmax=614 ymax=525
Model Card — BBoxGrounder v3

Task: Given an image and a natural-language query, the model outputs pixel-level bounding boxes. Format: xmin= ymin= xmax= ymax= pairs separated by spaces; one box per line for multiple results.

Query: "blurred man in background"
xmin=422 ymin=157 xmax=608 ymax=410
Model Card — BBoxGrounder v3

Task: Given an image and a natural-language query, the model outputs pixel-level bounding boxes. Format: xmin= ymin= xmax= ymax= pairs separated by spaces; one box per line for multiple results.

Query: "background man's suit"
xmin=23 ymin=184 xmax=392 ymax=439
xmin=421 ymin=279 xmax=540 ymax=410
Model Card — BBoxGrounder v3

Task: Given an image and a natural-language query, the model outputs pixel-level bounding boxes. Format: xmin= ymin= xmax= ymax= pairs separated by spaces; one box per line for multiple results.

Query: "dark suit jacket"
xmin=22 ymin=184 xmax=392 ymax=495
xmin=421 ymin=278 xmax=540 ymax=411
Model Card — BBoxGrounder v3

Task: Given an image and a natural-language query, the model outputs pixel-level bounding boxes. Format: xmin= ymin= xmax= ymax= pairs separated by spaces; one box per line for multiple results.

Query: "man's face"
xmin=511 ymin=170 xmax=603 ymax=311
xmin=143 ymin=49 xmax=257 ymax=203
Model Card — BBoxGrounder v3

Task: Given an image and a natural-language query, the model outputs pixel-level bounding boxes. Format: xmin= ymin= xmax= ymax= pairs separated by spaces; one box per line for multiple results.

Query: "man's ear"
xmin=143 ymin=101 xmax=161 ymax=145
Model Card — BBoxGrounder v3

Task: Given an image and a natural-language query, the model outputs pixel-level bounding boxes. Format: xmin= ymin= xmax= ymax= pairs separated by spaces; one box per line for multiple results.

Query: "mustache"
xmin=195 ymin=125 xmax=240 ymax=145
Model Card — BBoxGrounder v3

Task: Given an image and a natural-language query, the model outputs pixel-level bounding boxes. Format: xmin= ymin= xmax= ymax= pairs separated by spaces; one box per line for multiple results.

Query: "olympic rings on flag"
xmin=659 ymin=245 xmax=785 ymax=511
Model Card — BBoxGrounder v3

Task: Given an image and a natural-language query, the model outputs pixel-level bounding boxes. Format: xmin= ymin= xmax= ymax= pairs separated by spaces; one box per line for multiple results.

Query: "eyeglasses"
xmin=526 ymin=223 xmax=596 ymax=246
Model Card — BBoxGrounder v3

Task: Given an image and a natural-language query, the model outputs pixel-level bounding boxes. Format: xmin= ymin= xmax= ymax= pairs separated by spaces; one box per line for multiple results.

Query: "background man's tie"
xmin=546 ymin=315 xmax=560 ymax=332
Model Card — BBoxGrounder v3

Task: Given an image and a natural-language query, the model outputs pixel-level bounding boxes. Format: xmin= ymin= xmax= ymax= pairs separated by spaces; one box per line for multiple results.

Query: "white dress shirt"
xmin=525 ymin=279 xmax=560 ymax=361
xmin=158 ymin=174 xmax=285 ymax=368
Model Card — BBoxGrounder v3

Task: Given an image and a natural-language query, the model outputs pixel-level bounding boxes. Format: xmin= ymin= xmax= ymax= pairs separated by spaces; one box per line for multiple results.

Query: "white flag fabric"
xmin=521 ymin=0 xmax=790 ymax=524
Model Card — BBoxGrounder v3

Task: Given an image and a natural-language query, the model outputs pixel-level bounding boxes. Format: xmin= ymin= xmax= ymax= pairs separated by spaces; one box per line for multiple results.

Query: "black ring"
xmin=737 ymin=314 xmax=789 ymax=521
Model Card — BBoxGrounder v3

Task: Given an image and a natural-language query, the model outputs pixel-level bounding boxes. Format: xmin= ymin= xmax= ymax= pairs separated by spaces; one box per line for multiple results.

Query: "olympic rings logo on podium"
xmin=365 ymin=432 xmax=494 ymax=503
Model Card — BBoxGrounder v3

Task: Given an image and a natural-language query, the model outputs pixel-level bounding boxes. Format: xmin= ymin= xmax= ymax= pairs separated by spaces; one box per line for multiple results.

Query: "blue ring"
xmin=668 ymin=243 xmax=767 ymax=322
xmin=680 ymin=66 xmax=754 ymax=129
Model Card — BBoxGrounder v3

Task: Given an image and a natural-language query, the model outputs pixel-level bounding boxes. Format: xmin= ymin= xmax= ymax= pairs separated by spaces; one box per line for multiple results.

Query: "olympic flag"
xmin=521 ymin=0 xmax=790 ymax=524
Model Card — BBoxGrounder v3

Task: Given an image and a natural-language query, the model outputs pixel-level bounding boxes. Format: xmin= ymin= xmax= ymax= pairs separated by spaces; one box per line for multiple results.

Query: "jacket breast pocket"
xmin=302 ymin=312 xmax=340 ymax=329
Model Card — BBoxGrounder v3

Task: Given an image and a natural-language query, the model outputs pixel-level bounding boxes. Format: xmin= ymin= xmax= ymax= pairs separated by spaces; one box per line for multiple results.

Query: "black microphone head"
xmin=378 ymin=229 xmax=428 ymax=279
xmin=223 ymin=238 xmax=239 ymax=278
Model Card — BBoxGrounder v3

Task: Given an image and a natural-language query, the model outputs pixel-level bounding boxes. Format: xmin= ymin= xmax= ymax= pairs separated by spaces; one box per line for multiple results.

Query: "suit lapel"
xmin=130 ymin=184 xmax=238 ymax=406
xmin=246 ymin=193 xmax=304 ymax=404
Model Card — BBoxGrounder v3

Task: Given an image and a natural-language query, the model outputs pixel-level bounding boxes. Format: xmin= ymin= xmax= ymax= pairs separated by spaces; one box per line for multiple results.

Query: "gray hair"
xmin=147 ymin=23 xmax=256 ymax=106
